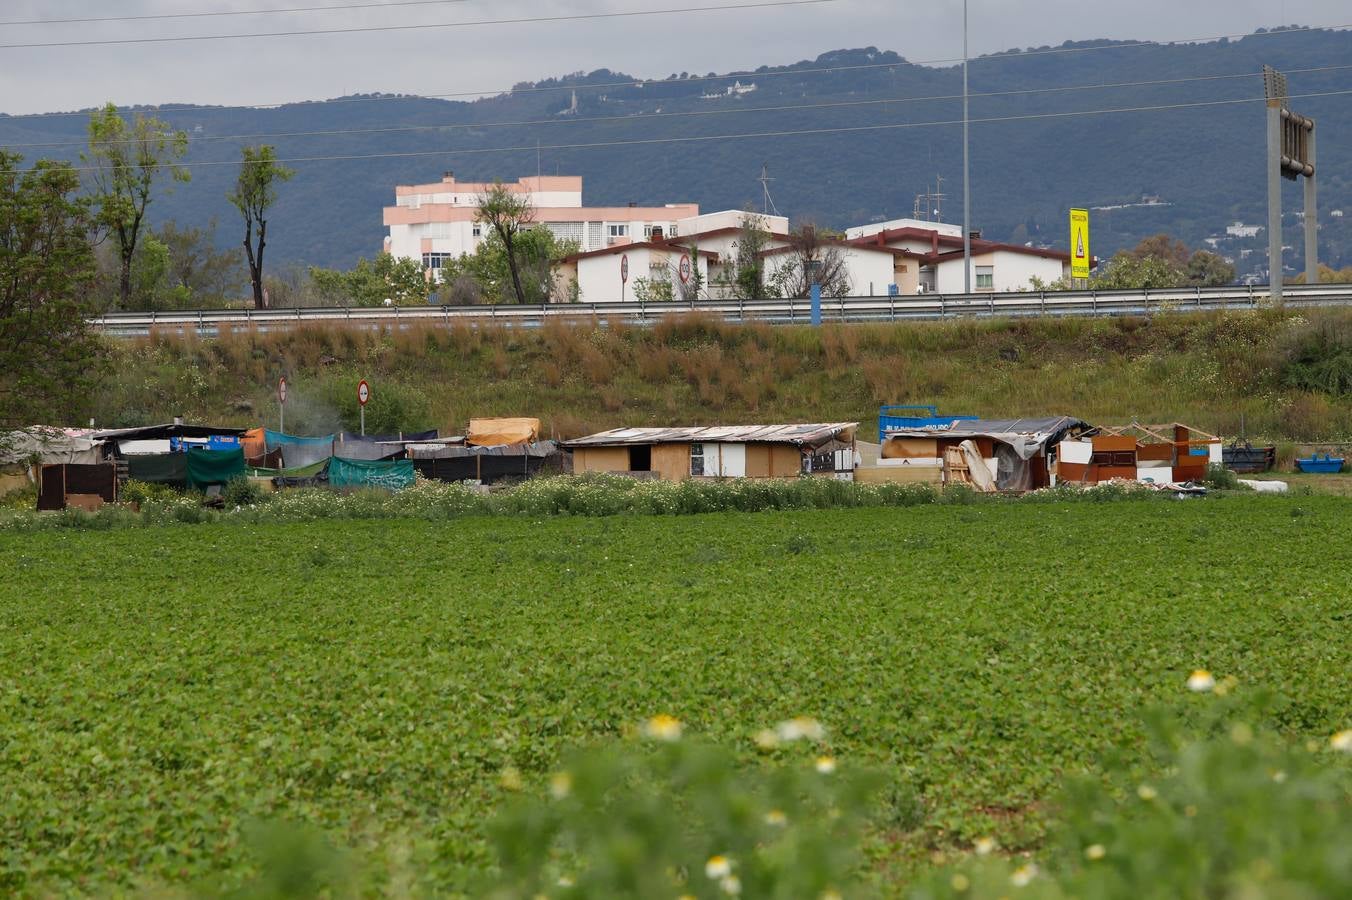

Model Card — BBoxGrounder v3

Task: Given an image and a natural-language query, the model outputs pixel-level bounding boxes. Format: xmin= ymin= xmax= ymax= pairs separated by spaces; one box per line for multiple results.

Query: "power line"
xmin=16 ymin=64 xmax=1352 ymax=151
xmin=0 ymin=0 xmax=843 ymax=50
xmin=0 ymin=0 xmax=477 ymax=27
xmin=3 ymin=21 xmax=1348 ymax=121
xmin=45 ymin=88 xmax=1352 ymax=174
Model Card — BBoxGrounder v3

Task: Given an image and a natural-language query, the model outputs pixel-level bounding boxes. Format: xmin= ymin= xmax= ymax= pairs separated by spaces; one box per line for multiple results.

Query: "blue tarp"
xmin=264 ymin=430 xmax=335 ymax=469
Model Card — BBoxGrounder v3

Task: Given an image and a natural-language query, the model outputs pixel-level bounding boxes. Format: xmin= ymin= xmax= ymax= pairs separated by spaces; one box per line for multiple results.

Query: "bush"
xmin=910 ymin=688 xmax=1352 ymax=899
xmin=486 ymin=716 xmax=880 ymax=899
xmin=1201 ymin=463 xmax=1246 ymax=491
xmin=120 ymin=480 xmax=180 ymax=505
xmin=223 ymin=476 xmax=267 ymax=507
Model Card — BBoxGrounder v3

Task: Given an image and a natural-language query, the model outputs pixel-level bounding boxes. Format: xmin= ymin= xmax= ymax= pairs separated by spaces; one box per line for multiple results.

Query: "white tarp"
xmin=0 ymin=429 xmax=102 ymax=466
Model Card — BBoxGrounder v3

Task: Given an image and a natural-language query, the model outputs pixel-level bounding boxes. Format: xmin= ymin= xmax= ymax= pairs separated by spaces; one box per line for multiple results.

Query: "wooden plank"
xmin=1092 ymin=435 xmax=1138 ymax=452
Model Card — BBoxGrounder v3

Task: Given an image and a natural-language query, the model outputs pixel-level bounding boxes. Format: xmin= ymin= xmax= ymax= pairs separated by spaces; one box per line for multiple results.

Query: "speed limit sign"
xmin=678 ymin=253 xmax=692 ymax=284
xmin=357 ymin=379 xmax=370 ymax=406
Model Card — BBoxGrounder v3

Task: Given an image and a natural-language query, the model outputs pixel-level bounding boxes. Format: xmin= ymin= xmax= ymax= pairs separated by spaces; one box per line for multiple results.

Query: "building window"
xmin=609 ymin=224 xmax=628 ymax=238
xmin=421 ymin=252 xmax=452 ymax=270
xmin=472 ymin=224 xmax=482 ymax=238
xmin=976 ymin=265 xmax=994 ymax=290
xmin=690 ymin=443 xmax=705 ymax=476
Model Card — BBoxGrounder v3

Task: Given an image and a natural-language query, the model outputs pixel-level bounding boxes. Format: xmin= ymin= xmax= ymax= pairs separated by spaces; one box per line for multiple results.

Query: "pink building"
xmin=382 ymin=172 xmax=699 ymax=278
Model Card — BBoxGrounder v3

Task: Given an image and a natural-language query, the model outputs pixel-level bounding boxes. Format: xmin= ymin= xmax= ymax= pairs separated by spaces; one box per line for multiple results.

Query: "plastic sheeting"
xmin=186 ymin=448 xmax=245 ymax=487
xmin=264 ymin=430 xmax=335 ymax=469
xmin=127 ymin=452 xmax=188 ymax=486
xmin=467 ymin=418 xmax=540 ymax=447
xmin=332 ymin=439 xmax=404 ymax=462
xmin=0 ymin=429 xmax=102 ymax=466
xmin=339 ymin=429 xmax=438 ymax=444
xmin=242 ymin=428 xmax=267 ymax=460
xmin=329 ymin=456 xmax=414 ymax=491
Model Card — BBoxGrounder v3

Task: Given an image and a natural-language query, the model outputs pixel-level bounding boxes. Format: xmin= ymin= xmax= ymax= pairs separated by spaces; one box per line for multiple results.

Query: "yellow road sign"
xmin=1069 ymin=208 xmax=1091 ymax=280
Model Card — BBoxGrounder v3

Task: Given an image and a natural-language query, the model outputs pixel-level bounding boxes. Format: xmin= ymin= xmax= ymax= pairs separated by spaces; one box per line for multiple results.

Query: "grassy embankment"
xmin=2 ymin=497 xmax=1349 ymax=895
xmin=83 ymin=307 xmax=1352 ymax=446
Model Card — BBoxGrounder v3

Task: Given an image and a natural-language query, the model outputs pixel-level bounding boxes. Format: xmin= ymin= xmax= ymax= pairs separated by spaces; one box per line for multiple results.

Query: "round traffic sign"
xmin=678 ymin=253 xmax=692 ymax=284
xmin=357 ymin=379 xmax=370 ymax=406
xmin=278 ymin=376 xmax=287 ymax=404
xmin=620 ymin=254 xmax=629 ymax=284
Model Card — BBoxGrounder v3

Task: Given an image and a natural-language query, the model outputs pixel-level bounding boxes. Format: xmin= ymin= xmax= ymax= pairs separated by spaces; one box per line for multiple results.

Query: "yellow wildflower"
xmin=549 ymin=771 xmax=573 ymax=799
xmin=1332 ymin=729 xmax=1352 ymax=753
xmin=776 ymin=717 xmax=826 ymax=742
xmin=1186 ymin=669 xmax=1216 ymax=693
xmin=1010 ymin=863 xmax=1038 ymax=887
xmin=1084 ymin=844 xmax=1106 ymax=861
xmin=643 ymin=714 xmax=684 ymax=742
xmin=764 ymin=809 xmax=788 ymax=826
xmin=973 ymin=837 xmax=996 ymax=856
xmin=705 ymin=855 xmax=732 ymax=879
xmin=815 ymin=755 xmax=837 ymax=774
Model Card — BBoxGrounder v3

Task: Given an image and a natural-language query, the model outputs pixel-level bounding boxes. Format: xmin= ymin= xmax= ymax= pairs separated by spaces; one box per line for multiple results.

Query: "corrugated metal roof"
xmin=563 ymin=423 xmax=858 ymax=448
xmin=882 ymin=416 xmax=1088 ymax=439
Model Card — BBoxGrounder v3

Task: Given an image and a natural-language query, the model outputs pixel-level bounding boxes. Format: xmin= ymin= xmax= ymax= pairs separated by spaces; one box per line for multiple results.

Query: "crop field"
xmin=2 ymin=496 xmax=1350 ymax=896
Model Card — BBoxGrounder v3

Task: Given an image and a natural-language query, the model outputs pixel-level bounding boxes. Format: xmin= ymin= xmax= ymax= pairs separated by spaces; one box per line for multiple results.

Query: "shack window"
xmin=690 ymin=443 xmax=705 ymax=476
xmin=976 ymin=265 xmax=994 ymax=290
xmin=629 ymin=445 xmax=651 ymax=472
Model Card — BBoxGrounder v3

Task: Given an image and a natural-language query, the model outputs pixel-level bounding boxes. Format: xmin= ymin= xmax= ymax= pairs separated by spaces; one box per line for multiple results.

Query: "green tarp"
xmin=328 ymin=456 xmax=415 ymax=491
xmin=244 ymin=458 xmax=330 ymax=479
xmin=126 ymin=452 xmax=188 ymax=486
xmin=186 ymin=448 xmax=245 ymax=488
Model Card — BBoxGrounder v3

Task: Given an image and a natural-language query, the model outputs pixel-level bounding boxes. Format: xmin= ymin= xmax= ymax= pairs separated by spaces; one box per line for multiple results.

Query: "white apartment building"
xmin=383 ymin=173 xmax=699 ymax=277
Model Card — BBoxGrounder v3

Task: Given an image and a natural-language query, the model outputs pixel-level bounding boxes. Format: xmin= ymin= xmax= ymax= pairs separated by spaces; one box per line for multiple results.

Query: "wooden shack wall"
xmin=573 ymin=446 xmax=630 ymax=474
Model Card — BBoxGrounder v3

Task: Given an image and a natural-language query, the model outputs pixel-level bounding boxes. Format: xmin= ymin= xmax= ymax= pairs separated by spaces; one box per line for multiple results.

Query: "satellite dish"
xmin=383 ymin=298 xmax=393 ymax=307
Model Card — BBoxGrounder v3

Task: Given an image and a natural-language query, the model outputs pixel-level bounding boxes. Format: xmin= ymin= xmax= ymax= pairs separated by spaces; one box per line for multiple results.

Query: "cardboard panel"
xmin=1136 ymin=442 xmax=1174 ymax=462
xmin=1098 ymin=466 xmax=1137 ymax=481
xmin=66 ymin=494 xmax=104 ymax=512
xmin=1057 ymin=462 xmax=1090 ymax=482
xmin=744 ymin=443 xmax=771 ymax=478
xmin=769 ymin=445 xmax=802 ymax=478
xmin=855 ymin=465 xmax=944 ymax=485
xmin=1093 ymin=435 xmax=1138 ymax=452
xmin=573 ymin=446 xmax=630 ymax=474
xmin=651 ymin=443 xmax=690 ymax=482
xmin=881 ymin=437 xmax=938 ymax=459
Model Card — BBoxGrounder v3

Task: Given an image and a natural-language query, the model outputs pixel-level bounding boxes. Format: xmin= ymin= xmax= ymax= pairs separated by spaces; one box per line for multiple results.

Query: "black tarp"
xmin=409 ymin=442 xmax=564 ymax=484
xmin=126 ymin=453 xmax=189 ymax=486
xmin=339 ymin=429 xmax=438 ymax=444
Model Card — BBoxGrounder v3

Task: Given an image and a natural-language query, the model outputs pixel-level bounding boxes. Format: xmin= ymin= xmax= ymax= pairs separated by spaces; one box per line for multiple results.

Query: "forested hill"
xmin=3 ymin=26 xmax=1350 ymax=271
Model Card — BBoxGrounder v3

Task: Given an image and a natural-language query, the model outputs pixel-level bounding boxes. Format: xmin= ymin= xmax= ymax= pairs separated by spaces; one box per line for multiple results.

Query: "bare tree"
xmin=228 ymin=145 xmax=294 ymax=309
xmin=475 ymin=182 xmax=536 ymax=304
xmin=768 ymin=224 xmax=852 ymax=298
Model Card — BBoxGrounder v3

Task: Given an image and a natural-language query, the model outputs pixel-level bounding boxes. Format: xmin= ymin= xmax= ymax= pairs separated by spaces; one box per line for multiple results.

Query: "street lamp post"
xmin=962 ymin=0 xmax=971 ymax=295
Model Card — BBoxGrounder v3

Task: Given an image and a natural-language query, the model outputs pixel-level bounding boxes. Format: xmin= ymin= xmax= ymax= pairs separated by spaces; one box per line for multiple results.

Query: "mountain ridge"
xmin=3 ymin=27 xmax=1349 ymax=274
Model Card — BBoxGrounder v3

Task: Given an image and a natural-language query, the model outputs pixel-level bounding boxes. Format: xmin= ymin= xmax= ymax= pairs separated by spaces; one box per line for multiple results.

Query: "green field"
xmin=3 ymin=497 xmax=1350 ymax=896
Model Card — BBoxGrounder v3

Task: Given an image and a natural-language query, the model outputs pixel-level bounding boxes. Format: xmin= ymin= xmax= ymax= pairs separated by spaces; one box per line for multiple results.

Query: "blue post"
xmin=810 ymin=281 xmax=821 ymax=326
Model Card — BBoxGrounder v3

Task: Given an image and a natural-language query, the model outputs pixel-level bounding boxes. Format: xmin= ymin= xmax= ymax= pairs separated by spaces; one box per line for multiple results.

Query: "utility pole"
xmin=962 ymin=0 xmax=971 ymax=295
xmin=1265 ymin=64 xmax=1319 ymax=300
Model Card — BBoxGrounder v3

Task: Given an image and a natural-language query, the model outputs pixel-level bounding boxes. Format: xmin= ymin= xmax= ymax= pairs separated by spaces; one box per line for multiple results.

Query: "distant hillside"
xmin=4 ymin=28 xmax=1350 ymax=273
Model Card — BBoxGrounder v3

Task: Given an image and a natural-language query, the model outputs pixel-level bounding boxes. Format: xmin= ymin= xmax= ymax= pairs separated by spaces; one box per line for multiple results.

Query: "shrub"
xmin=1201 ymin=462 xmax=1246 ymax=491
xmin=223 ymin=477 xmax=268 ymax=507
xmin=910 ymin=689 xmax=1352 ymax=899
xmin=120 ymin=480 xmax=180 ymax=505
xmin=486 ymin=716 xmax=880 ymax=899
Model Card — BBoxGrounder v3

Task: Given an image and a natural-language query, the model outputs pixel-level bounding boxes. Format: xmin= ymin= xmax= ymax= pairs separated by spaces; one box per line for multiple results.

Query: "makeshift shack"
xmin=1 ymin=428 xmax=102 ymax=495
xmin=36 ymin=463 xmax=118 ymax=511
xmin=1054 ymin=423 xmax=1222 ymax=486
xmin=874 ymin=416 xmax=1093 ymax=491
xmin=95 ymin=423 xmax=247 ymax=458
xmin=564 ymin=424 xmax=859 ymax=482
xmin=407 ymin=440 xmax=564 ymax=484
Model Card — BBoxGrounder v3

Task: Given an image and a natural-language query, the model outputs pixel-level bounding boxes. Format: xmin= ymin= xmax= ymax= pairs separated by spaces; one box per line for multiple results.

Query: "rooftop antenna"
xmin=758 ymin=163 xmax=779 ymax=216
xmin=933 ymin=174 xmax=946 ymax=223
xmin=536 ymin=139 xmax=541 ymax=182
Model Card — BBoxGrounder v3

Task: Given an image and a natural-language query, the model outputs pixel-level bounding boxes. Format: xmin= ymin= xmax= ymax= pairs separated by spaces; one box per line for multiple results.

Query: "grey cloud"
xmin=0 ymin=0 xmax=1344 ymax=114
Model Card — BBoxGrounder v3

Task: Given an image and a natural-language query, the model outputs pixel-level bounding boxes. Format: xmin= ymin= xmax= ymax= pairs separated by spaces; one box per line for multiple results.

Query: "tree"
xmin=1124 ymin=233 xmax=1191 ymax=269
xmin=766 ymin=223 xmax=852 ymax=299
xmin=0 ymin=152 xmax=103 ymax=426
xmin=83 ymin=103 xmax=189 ymax=309
xmin=440 ymin=226 xmax=578 ymax=305
xmin=718 ymin=212 xmax=775 ymax=300
xmin=1292 ymin=264 xmax=1352 ymax=285
xmin=158 ymin=219 xmax=246 ymax=305
xmin=228 ymin=145 xmax=294 ymax=309
xmin=475 ymin=182 xmax=536 ymax=304
xmin=308 ymin=254 xmax=428 ymax=307
xmin=1185 ymin=250 xmax=1235 ymax=288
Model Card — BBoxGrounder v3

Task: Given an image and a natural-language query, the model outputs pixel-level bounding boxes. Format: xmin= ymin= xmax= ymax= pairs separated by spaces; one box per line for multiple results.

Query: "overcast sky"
xmin=0 ymin=0 xmax=1346 ymax=114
